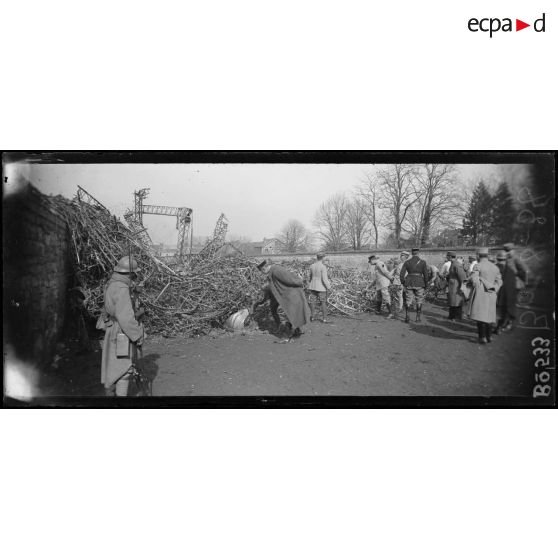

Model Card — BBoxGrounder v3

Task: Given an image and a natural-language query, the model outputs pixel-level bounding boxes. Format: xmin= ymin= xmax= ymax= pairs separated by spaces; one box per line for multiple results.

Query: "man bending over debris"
xmin=251 ymin=259 xmax=311 ymax=338
xmin=99 ymin=256 xmax=144 ymax=396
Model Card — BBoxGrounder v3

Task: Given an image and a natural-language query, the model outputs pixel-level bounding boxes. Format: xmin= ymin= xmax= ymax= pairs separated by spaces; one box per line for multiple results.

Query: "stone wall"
xmin=263 ymin=248 xmax=504 ymax=271
xmin=3 ymin=181 xmax=70 ymax=367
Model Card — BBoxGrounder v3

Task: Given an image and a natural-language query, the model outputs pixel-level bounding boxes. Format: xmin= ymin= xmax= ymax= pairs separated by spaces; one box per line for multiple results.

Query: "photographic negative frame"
xmin=2 ymin=150 xmax=556 ymax=408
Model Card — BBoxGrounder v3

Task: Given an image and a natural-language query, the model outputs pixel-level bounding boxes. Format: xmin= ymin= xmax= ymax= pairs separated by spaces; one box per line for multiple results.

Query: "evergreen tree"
xmin=524 ymin=161 xmax=554 ymax=246
xmin=461 ymin=181 xmax=493 ymax=245
xmin=490 ymin=182 xmax=517 ymax=244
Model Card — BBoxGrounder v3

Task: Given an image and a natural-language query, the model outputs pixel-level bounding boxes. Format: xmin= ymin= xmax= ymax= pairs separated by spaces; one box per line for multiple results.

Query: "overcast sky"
xmin=6 ymin=162 xmax=519 ymax=245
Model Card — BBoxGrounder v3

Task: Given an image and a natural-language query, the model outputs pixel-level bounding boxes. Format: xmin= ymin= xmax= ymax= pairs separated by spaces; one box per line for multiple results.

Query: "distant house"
xmin=160 ymin=246 xmax=178 ymax=257
xmin=248 ymin=241 xmax=265 ymax=255
xmin=262 ymin=238 xmax=281 ymax=254
xmin=153 ymin=244 xmax=179 ymax=257
xmin=247 ymin=237 xmax=282 ymax=255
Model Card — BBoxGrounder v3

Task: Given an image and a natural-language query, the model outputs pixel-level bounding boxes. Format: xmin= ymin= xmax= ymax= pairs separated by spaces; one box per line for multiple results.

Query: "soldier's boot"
xmin=391 ymin=305 xmax=398 ymax=320
xmin=493 ymin=319 xmax=503 ymax=335
xmin=321 ymin=300 xmax=331 ymax=323
xmin=310 ymin=302 xmax=316 ymax=322
xmin=485 ymin=323 xmax=492 ymax=343
xmin=415 ymin=304 xmax=422 ymax=323
xmin=404 ymin=307 xmax=410 ymax=323
xmin=386 ymin=303 xmax=394 ymax=319
xmin=376 ymin=298 xmax=383 ymax=315
xmin=477 ymin=322 xmax=487 ymax=344
xmin=292 ymin=327 xmax=303 ymax=338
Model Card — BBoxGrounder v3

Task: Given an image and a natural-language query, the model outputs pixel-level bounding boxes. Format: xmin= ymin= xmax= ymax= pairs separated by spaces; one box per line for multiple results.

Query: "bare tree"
xmin=277 ymin=219 xmax=310 ymax=253
xmin=356 ymin=171 xmax=382 ymax=248
xmin=344 ymin=195 xmax=371 ymax=250
xmin=377 ymin=164 xmax=419 ymax=248
xmin=410 ymin=164 xmax=464 ymax=245
xmin=313 ymin=193 xmax=348 ymax=251
xmin=401 ymin=203 xmax=425 ymax=243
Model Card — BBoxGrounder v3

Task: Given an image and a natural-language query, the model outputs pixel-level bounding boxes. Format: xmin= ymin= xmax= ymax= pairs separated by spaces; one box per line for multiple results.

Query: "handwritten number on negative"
xmin=531 ymin=337 xmax=550 ymax=348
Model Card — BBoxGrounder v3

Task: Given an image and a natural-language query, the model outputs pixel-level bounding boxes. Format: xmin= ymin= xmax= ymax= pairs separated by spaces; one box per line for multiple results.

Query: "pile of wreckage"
xmin=50 ymin=188 xmax=376 ymax=338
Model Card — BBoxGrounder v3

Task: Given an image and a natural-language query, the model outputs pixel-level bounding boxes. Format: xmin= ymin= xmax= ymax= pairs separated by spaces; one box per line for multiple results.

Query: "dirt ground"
xmin=34 ymin=296 xmax=549 ymax=398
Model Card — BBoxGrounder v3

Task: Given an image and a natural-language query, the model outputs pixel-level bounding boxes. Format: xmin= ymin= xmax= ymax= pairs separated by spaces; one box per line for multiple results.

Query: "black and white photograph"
xmin=3 ymin=152 xmax=555 ymax=406
xmin=2 ymin=2 xmax=558 ymax=557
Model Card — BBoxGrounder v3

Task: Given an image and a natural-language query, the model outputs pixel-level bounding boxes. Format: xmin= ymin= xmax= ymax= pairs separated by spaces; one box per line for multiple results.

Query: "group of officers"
xmin=357 ymin=243 xmax=528 ymax=341
xmin=98 ymin=244 xmax=528 ymax=396
xmin=250 ymin=244 xmax=528 ymax=346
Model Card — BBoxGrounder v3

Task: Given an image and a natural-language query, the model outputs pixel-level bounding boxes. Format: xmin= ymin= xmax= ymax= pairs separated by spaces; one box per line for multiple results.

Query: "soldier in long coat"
xmin=100 ymin=256 xmax=144 ymax=396
xmin=252 ymin=260 xmax=311 ymax=337
xmin=466 ymin=248 xmax=502 ymax=344
xmin=499 ymin=242 xmax=528 ymax=331
xmin=447 ymin=253 xmax=467 ymax=320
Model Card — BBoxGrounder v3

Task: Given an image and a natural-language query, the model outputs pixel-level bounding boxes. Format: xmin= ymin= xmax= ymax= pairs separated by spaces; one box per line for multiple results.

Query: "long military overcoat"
xmin=500 ymin=255 xmax=528 ymax=319
xmin=101 ymin=273 xmax=144 ymax=388
xmin=447 ymin=262 xmax=467 ymax=307
xmin=267 ymin=265 xmax=311 ymax=329
xmin=466 ymin=259 xmax=502 ymax=324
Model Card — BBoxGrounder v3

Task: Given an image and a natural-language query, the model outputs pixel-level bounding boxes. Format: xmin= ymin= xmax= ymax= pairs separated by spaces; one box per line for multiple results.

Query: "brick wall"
xmin=3 ymin=181 xmax=70 ymax=367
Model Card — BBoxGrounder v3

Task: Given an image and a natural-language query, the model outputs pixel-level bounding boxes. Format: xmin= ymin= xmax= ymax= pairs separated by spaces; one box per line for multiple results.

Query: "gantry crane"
xmin=124 ymin=188 xmax=193 ymax=260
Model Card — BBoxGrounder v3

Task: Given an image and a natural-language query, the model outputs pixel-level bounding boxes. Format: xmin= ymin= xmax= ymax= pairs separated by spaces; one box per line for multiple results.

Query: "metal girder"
xmin=133 ymin=188 xmax=150 ymax=226
xmin=142 ymin=204 xmax=193 ymax=219
xmin=124 ymin=209 xmax=152 ymax=247
xmin=76 ymin=186 xmax=109 ymax=212
xmin=199 ymin=213 xmax=228 ymax=258
xmin=126 ymin=189 xmax=193 ymax=260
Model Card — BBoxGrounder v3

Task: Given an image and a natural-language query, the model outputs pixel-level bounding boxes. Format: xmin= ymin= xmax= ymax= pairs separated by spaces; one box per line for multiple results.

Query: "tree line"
xmin=461 ymin=181 xmax=548 ymax=246
xmin=231 ymin=164 xmax=542 ymax=253
xmin=279 ymin=163 xmax=468 ymax=251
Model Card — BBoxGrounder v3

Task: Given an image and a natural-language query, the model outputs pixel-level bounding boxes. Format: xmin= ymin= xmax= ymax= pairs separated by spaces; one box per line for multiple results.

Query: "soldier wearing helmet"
xmin=99 ymin=255 xmax=144 ymax=396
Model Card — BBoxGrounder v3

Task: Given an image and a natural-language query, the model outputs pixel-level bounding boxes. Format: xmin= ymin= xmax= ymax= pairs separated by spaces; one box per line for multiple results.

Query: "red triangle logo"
xmin=516 ymin=19 xmax=530 ymax=31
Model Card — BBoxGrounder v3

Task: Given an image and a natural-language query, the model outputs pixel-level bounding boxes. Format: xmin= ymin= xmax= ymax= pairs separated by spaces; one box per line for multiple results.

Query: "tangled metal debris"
xmin=50 ymin=188 xmax=377 ymax=338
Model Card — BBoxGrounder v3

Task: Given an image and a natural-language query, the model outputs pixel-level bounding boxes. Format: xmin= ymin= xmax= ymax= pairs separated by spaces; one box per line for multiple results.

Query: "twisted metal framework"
xmin=125 ymin=188 xmax=193 ymax=260
xmin=199 ymin=213 xmax=228 ymax=258
xmin=123 ymin=209 xmax=153 ymax=247
xmin=76 ymin=186 xmax=109 ymax=213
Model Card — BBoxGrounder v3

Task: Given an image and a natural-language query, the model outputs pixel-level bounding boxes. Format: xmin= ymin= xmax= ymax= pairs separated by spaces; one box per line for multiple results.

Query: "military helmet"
xmin=114 ymin=256 xmax=139 ymax=273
